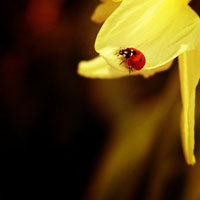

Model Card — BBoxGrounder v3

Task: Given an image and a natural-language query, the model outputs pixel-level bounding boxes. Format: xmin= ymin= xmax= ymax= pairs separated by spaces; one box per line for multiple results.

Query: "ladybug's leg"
xmin=129 ymin=66 xmax=133 ymax=74
xmin=120 ymin=60 xmax=126 ymax=65
xmin=117 ymin=50 xmax=122 ymax=56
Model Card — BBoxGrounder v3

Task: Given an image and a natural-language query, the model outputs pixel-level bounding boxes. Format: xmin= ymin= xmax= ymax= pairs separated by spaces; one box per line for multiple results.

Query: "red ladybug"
xmin=118 ymin=48 xmax=146 ymax=73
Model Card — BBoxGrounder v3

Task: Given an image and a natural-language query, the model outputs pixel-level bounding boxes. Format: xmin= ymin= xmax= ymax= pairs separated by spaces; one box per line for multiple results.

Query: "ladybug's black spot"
xmin=133 ymin=51 xmax=136 ymax=55
xmin=140 ymin=59 xmax=142 ymax=62
xmin=132 ymin=63 xmax=135 ymax=65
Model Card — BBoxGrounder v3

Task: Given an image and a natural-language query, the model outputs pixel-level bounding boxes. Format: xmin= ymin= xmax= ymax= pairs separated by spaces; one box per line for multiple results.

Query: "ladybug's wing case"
xmin=128 ymin=54 xmax=145 ymax=70
xmin=119 ymin=47 xmax=146 ymax=71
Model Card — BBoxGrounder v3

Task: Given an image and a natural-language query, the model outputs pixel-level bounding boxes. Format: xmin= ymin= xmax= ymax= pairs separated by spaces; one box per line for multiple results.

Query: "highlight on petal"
xmin=78 ymin=56 xmax=125 ymax=78
xmin=95 ymin=0 xmax=200 ymax=73
xmin=91 ymin=0 xmax=121 ymax=24
xmin=178 ymin=46 xmax=200 ymax=165
xmin=112 ymin=0 xmax=122 ymax=2
xmin=78 ymin=56 xmax=173 ymax=79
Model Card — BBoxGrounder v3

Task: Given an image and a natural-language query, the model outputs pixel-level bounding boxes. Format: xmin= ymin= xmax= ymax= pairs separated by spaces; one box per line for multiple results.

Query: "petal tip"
xmin=186 ymin=156 xmax=196 ymax=165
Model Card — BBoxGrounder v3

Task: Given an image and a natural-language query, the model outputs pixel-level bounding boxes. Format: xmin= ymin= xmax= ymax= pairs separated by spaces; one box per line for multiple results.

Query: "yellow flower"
xmin=78 ymin=0 xmax=200 ymax=165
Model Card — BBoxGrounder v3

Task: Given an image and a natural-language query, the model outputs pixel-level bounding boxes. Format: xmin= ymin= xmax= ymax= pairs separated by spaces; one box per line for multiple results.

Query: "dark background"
xmin=0 ymin=0 xmax=106 ymax=199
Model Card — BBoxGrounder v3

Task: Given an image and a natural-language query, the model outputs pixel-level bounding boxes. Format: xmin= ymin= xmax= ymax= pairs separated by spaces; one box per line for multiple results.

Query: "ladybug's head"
xmin=119 ymin=48 xmax=131 ymax=59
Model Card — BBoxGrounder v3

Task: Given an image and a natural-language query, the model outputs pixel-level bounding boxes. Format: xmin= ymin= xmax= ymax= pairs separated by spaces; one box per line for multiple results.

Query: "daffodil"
xmin=78 ymin=0 xmax=200 ymax=165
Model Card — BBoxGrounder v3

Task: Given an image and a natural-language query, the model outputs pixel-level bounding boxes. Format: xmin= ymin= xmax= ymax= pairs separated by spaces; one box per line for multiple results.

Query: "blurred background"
xmin=0 ymin=0 xmax=200 ymax=199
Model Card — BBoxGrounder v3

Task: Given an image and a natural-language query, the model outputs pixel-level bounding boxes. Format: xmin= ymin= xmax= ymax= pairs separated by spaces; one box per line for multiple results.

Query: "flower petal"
xmin=91 ymin=0 xmax=121 ymax=24
xmin=186 ymin=0 xmax=191 ymax=3
xmin=78 ymin=56 xmax=173 ymax=79
xmin=95 ymin=0 xmax=200 ymax=73
xmin=78 ymin=56 xmax=125 ymax=78
xmin=178 ymin=46 xmax=200 ymax=165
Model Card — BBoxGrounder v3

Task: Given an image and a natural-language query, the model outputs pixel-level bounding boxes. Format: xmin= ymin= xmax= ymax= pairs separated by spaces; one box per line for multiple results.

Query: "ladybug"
xmin=118 ymin=48 xmax=146 ymax=73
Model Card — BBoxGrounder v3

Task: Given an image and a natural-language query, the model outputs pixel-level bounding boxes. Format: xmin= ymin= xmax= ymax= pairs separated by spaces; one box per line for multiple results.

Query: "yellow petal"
xmin=95 ymin=0 xmax=200 ymax=73
xmin=185 ymin=0 xmax=191 ymax=3
xmin=78 ymin=56 xmax=125 ymax=78
xmin=178 ymin=46 xmax=200 ymax=165
xmin=91 ymin=0 xmax=121 ymax=24
xmin=141 ymin=60 xmax=173 ymax=78
xmin=78 ymin=56 xmax=173 ymax=79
